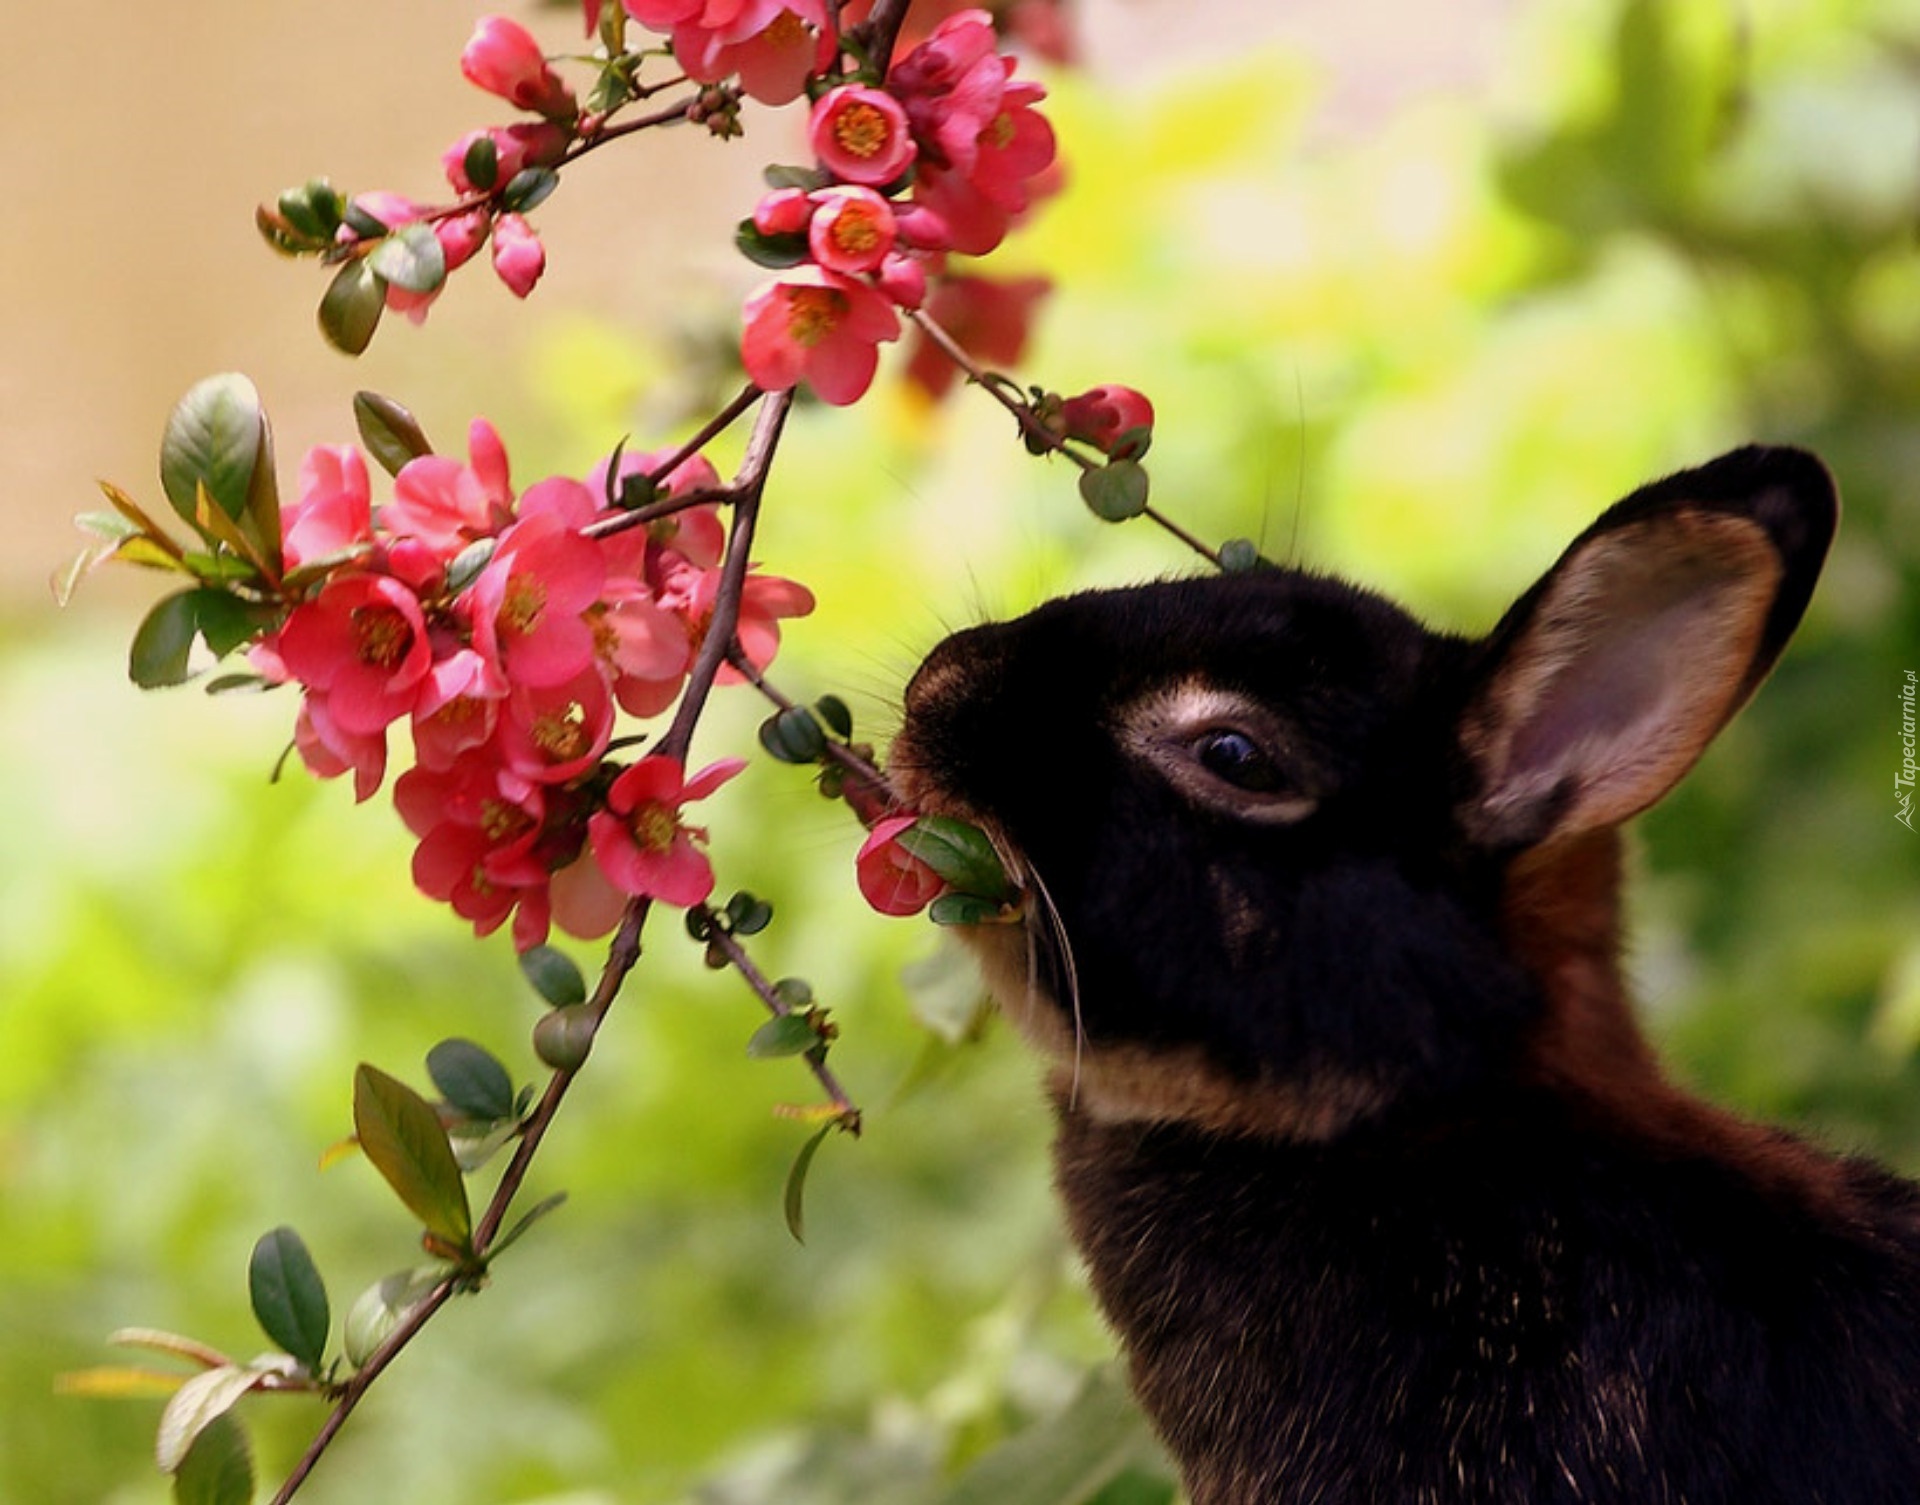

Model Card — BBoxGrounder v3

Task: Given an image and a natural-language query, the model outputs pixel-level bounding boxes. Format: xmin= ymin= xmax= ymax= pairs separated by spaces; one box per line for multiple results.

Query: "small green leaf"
xmin=929 ymin=892 xmax=1011 ymax=926
xmin=501 ymin=166 xmax=559 ymax=213
xmin=129 ymin=590 xmax=201 ymax=687
xmin=1217 ymin=538 xmax=1266 ymax=573
xmin=319 ymin=260 xmax=386 ymax=356
xmin=758 ymin=705 xmax=827 ymax=764
xmin=426 ymin=1039 xmax=516 ymax=1123
xmin=814 ymin=694 xmax=854 ymax=739
xmin=487 ymin=1190 xmax=568 ymax=1261
xmin=1078 ymin=459 xmax=1151 ymax=522
xmin=248 ymin=1227 xmax=330 ymax=1372
xmin=368 ymin=221 xmax=447 ymax=294
xmin=160 ymin=374 xmax=264 ymax=530
xmin=763 ymin=163 xmax=828 ymax=191
xmin=519 ymin=944 xmax=587 ymax=1008
xmin=192 ymin=588 xmax=265 ymax=657
xmin=783 ymin=1123 xmax=835 ymax=1244
xmin=532 ymin=1004 xmax=596 ymax=1071
xmin=734 ymin=219 xmax=811 ymax=270
xmin=172 ymin=1412 xmax=254 ymax=1505
xmin=342 ymin=1267 xmax=444 ymax=1369
xmin=770 ymin=976 xmax=815 ymax=1010
xmin=897 ymin=816 xmax=1014 ymax=901
xmin=156 ymin=1365 xmax=268 ymax=1474
xmin=747 ymin=1013 xmax=819 ymax=1059
xmin=462 ymin=133 xmax=500 ymax=192
xmin=351 ymin=390 xmax=434 ymax=476
xmin=725 ymin=891 xmax=774 ymax=937
xmin=352 ymin=1064 xmax=472 ymax=1252
xmin=444 ymin=537 xmax=497 ymax=596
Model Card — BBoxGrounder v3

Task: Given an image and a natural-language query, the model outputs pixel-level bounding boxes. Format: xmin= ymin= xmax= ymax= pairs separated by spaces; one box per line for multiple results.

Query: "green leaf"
xmin=342 ymin=1266 xmax=444 ymax=1369
xmin=444 ymin=537 xmax=497 ymax=596
xmin=462 ymin=133 xmax=500 ymax=192
xmin=247 ymin=1227 xmax=330 ymax=1372
xmin=129 ymin=590 xmax=201 ymax=687
xmin=192 ymin=588 xmax=265 ymax=657
xmin=725 ymin=890 xmax=774 ymax=937
xmin=487 ymin=1190 xmax=568 ymax=1261
xmin=368 ymin=221 xmax=447 ymax=294
xmin=933 ymin=1365 xmax=1162 ymax=1505
xmin=171 ymin=1412 xmax=254 ymax=1505
xmin=897 ymin=816 xmax=1014 ymax=902
xmin=783 ymin=1123 xmax=835 ymax=1244
xmin=1217 ymin=538 xmax=1266 ymax=574
xmin=758 ymin=705 xmax=827 ymax=763
xmin=1078 ymin=459 xmax=1151 ymax=522
xmin=814 ymin=694 xmax=854 ymax=739
xmin=352 ymin=391 xmax=434 ymax=476
xmin=747 ymin=1013 xmax=819 ymax=1059
xmin=501 ymin=166 xmax=559 ymax=214
xmin=734 ymin=219 xmax=811 ymax=270
xmin=156 ymin=1365 xmax=268 ymax=1474
xmin=929 ymin=892 xmax=1011 ymax=926
xmin=319 ymin=259 xmax=386 ymax=356
xmin=426 ymin=1038 xmax=516 ymax=1123
xmin=763 ymin=163 xmax=828 ymax=191
xmin=352 ymin=1064 xmax=472 ymax=1252
xmin=519 ymin=944 xmax=587 ymax=1008
xmin=160 ymin=374 xmax=264 ymax=530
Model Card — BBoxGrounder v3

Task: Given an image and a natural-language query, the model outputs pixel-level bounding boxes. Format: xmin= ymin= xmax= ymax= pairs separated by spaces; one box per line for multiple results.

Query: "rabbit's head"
xmin=891 ymin=447 xmax=1837 ymax=1137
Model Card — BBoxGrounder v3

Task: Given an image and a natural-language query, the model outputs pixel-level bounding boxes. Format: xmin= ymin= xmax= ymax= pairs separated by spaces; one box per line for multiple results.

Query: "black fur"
xmin=894 ymin=447 xmax=1920 ymax=1502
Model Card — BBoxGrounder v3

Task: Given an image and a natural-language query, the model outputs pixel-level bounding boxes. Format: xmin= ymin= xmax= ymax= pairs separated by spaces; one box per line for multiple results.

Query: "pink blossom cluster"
xmin=252 ymin=423 xmax=812 ymax=950
xmin=737 ymin=8 xmax=1059 ymax=405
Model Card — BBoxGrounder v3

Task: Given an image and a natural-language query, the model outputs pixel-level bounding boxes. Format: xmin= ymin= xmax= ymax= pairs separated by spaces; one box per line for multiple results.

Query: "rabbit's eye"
xmin=1194 ymin=729 xmax=1282 ymax=792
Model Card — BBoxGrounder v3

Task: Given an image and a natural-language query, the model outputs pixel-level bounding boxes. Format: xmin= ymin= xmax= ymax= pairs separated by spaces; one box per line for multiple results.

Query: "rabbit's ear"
xmin=1459 ymin=447 xmax=1837 ymax=849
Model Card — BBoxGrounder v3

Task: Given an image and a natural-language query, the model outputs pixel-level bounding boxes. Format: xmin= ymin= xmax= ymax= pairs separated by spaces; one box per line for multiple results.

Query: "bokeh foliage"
xmin=6 ymin=0 xmax=1918 ymax=1499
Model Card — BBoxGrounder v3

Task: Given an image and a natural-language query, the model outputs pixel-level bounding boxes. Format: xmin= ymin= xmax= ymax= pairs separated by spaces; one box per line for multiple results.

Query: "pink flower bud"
xmin=876 ymin=252 xmax=928 ymax=311
xmin=1061 ymin=384 xmax=1155 ymax=459
xmin=442 ymin=123 xmax=571 ymax=194
xmin=436 ymin=210 xmax=492 ymax=273
xmin=856 ymin=815 xmax=948 ymax=917
xmin=807 ymin=185 xmax=896 ymax=275
xmin=808 ymin=85 xmax=916 ymax=186
xmin=461 ymin=16 xmax=577 ymax=119
xmin=752 ymin=186 xmax=815 ymax=237
xmin=491 ymin=212 xmax=546 ymax=299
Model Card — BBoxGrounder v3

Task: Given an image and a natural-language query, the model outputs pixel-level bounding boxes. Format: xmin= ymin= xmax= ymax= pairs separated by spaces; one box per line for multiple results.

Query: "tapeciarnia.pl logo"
xmin=1899 ymin=670 xmax=1916 ymax=832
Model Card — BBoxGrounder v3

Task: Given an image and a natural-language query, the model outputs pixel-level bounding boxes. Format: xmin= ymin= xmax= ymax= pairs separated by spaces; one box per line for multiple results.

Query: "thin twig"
xmin=697 ymin=915 xmax=862 ymax=1129
xmin=583 ymin=383 xmax=765 ymax=540
xmin=729 ymin=652 xmax=899 ymax=803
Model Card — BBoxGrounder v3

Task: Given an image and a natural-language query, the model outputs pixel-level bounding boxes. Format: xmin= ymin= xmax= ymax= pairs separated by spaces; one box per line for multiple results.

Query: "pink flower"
xmin=875 ymin=253 xmax=928 ymax=311
xmin=410 ymin=646 xmax=508 ymax=771
xmin=808 ymin=86 xmax=916 ymax=186
xmin=889 ymin=12 xmax=1006 ymax=174
xmin=549 ymin=850 xmax=630 ymax=938
xmin=495 ymin=666 xmax=616 ymax=785
xmin=443 ymin=122 xmax=572 ymax=194
xmin=380 ymin=421 xmax=515 ymax=555
xmin=470 ymin=512 xmax=606 ymax=689
xmin=594 ymin=592 xmax=691 ymax=717
xmin=807 ymin=186 xmax=897 ymax=275
xmin=588 ymin=755 xmax=745 ymax=906
xmin=740 ymin=265 xmax=900 ymax=406
xmin=1061 ymin=384 xmax=1155 ymax=460
xmin=275 ymin=573 xmax=433 ymax=735
xmin=856 ymin=814 xmax=948 ymax=916
xmin=657 ymin=557 xmax=814 ymax=683
xmin=461 ymin=16 xmax=577 ymax=119
xmin=293 ymin=693 xmax=388 ymax=803
xmin=491 ymin=213 xmax=546 ymax=299
xmin=283 ymin=445 xmax=372 ymax=570
xmin=639 ymin=0 xmax=834 ymax=106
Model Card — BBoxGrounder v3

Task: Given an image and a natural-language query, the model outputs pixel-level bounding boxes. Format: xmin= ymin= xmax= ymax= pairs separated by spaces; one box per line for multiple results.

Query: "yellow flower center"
xmin=786 ymin=286 xmax=846 ymax=348
xmin=983 ymin=110 xmax=1016 ymax=151
xmin=831 ymin=211 xmax=881 ymax=256
xmin=764 ymin=8 xmax=808 ymax=48
xmin=351 ymin=604 xmax=413 ymax=670
xmin=502 ymin=574 xmax=547 ymax=636
xmin=481 ymin=797 xmax=534 ymax=844
xmin=832 ymin=101 xmax=893 ymax=161
xmin=531 ymin=702 xmax=589 ymax=761
xmin=632 ymin=803 xmax=679 ymax=854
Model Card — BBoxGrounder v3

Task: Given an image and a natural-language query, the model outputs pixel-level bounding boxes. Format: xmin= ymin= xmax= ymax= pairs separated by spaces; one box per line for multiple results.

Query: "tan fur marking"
xmin=1506 ymin=831 xmax=1875 ymax=1228
xmin=960 ymin=910 xmax=1392 ymax=1142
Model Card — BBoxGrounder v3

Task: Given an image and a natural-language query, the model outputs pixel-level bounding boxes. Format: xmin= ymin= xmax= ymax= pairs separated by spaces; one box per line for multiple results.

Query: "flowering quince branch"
xmin=51 ymin=1 xmax=1292 ymax=1498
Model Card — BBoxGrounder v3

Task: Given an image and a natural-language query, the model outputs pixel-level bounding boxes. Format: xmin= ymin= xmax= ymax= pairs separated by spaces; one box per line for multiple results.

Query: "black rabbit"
xmin=891 ymin=447 xmax=1920 ymax=1504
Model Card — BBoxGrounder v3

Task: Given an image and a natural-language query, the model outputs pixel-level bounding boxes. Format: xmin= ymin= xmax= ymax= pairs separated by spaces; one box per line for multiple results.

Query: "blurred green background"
xmin=5 ymin=0 xmax=1919 ymax=1500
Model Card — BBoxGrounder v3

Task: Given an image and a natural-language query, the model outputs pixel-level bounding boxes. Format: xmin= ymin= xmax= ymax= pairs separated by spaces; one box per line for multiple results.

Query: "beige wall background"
xmin=3 ymin=0 xmax=1513 ymax=609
